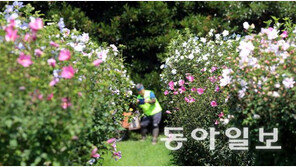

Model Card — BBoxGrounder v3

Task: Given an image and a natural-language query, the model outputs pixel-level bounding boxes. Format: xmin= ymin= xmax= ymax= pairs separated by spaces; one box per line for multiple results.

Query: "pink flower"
xmin=215 ymin=85 xmax=220 ymax=92
xmin=185 ymin=97 xmax=190 ymax=103
xmin=281 ymin=31 xmax=288 ymax=38
xmin=211 ymin=101 xmax=218 ymax=107
xmin=91 ymin=147 xmax=100 ymax=158
xmin=107 ymin=138 xmax=116 ymax=144
xmin=34 ymin=49 xmax=43 ymax=57
xmin=178 ymin=80 xmax=185 ymax=86
xmin=5 ymin=26 xmax=18 ymax=42
xmin=49 ymin=78 xmax=59 ymax=87
xmin=166 ymin=110 xmax=172 ymax=114
xmin=112 ymin=142 xmax=117 ymax=150
xmin=173 ymin=91 xmax=178 ymax=95
xmin=78 ymin=92 xmax=82 ymax=96
xmin=17 ymin=53 xmax=33 ymax=67
xmin=201 ymin=68 xmax=206 ymax=72
xmin=59 ymin=49 xmax=71 ymax=61
xmin=50 ymin=41 xmax=59 ymax=48
xmin=189 ymin=98 xmax=196 ymax=103
xmin=47 ymin=93 xmax=54 ymax=101
xmin=164 ymin=90 xmax=169 ymax=96
xmin=191 ymin=87 xmax=197 ymax=92
xmin=211 ymin=66 xmax=218 ymax=73
xmin=186 ymin=75 xmax=194 ymax=82
xmin=61 ymin=97 xmax=72 ymax=109
xmin=185 ymin=96 xmax=195 ymax=103
xmin=7 ymin=19 xmax=15 ymax=28
xmin=93 ymin=59 xmax=103 ymax=66
xmin=37 ymin=94 xmax=43 ymax=100
xmin=179 ymin=86 xmax=186 ymax=94
xmin=218 ymin=112 xmax=224 ymax=118
xmin=209 ymin=76 xmax=217 ymax=83
xmin=61 ymin=66 xmax=75 ymax=79
xmin=31 ymin=31 xmax=37 ymax=41
xmin=113 ymin=151 xmax=122 ymax=160
xmin=72 ymin=136 xmax=79 ymax=140
xmin=197 ymin=88 xmax=204 ymax=95
xmin=24 ymin=33 xmax=31 ymax=42
xmin=47 ymin=58 xmax=56 ymax=67
xmin=215 ymin=120 xmax=219 ymax=125
xmin=29 ymin=18 xmax=43 ymax=31
xmin=168 ymin=81 xmax=174 ymax=90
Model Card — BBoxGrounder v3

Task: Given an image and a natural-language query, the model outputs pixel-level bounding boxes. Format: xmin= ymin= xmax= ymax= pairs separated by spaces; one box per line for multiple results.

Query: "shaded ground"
xmin=102 ymin=133 xmax=174 ymax=166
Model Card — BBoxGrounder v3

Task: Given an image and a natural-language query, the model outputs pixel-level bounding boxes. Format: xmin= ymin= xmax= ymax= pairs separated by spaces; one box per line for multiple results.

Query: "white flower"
xmin=188 ymin=54 xmax=194 ymax=60
xmin=8 ymin=13 xmax=18 ymax=21
xmin=221 ymin=68 xmax=232 ymax=77
xmin=220 ymin=76 xmax=232 ymax=87
xmin=171 ymin=69 xmax=177 ymax=75
xmin=275 ymin=83 xmax=280 ymax=88
xmin=14 ymin=19 xmax=21 ymax=28
xmin=200 ymin=37 xmax=206 ymax=43
xmin=127 ymin=90 xmax=133 ymax=96
xmin=110 ymin=44 xmax=118 ymax=52
xmin=238 ymin=41 xmax=255 ymax=52
xmin=79 ymin=33 xmax=89 ymax=43
xmin=253 ymin=114 xmax=260 ymax=119
xmin=272 ymin=91 xmax=280 ymax=98
xmin=74 ymin=43 xmax=85 ymax=52
xmin=222 ymin=118 xmax=230 ymax=125
xmin=250 ymin=23 xmax=255 ymax=29
xmin=97 ymin=50 xmax=109 ymax=61
xmin=62 ymin=28 xmax=70 ymax=37
xmin=160 ymin=64 xmax=164 ymax=69
xmin=282 ymin=77 xmax=295 ymax=89
xmin=267 ymin=28 xmax=278 ymax=40
xmin=243 ymin=22 xmax=250 ymax=30
xmin=222 ymin=30 xmax=229 ymax=37
xmin=238 ymin=89 xmax=245 ymax=99
xmin=215 ymin=34 xmax=221 ymax=40
xmin=239 ymin=79 xmax=248 ymax=88
xmin=208 ymin=29 xmax=214 ymax=37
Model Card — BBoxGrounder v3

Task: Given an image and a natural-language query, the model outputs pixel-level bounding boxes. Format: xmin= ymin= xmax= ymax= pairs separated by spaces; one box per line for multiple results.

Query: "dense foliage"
xmin=0 ymin=3 xmax=135 ymax=165
xmin=26 ymin=1 xmax=296 ymax=98
xmin=161 ymin=20 xmax=296 ymax=165
xmin=160 ymin=30 xmax=251 ymax=165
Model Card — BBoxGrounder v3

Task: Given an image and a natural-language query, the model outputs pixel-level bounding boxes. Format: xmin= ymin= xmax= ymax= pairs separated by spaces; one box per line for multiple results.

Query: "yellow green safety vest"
xmin=137 ymin=90 xmax=162 ymax=116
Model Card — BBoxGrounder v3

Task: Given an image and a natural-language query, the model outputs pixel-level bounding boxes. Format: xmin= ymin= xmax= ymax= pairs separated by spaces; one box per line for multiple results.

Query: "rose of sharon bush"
xmin=222 ymin=22 xmax=296 ymax=165
xmin=0 ymin=3 xmax=135 ymax=165
xmin=161 ymin=21 xmax=296 ymax=165
xmin=160 ymin=29 xmax=250 ymax=165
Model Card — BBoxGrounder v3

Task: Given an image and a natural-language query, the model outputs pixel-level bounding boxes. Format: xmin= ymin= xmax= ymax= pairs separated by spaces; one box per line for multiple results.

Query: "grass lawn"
xmin=102 ymin=132 xmax=174 ymax=166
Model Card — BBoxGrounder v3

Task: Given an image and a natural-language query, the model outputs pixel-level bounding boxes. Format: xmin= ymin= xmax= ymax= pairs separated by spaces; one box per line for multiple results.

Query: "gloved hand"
xmin=138 ymin=98 xmax=145 ymax=104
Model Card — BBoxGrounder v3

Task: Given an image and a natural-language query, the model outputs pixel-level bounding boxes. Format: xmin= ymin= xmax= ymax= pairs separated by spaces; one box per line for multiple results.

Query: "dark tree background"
xmin=5 ymin=1 xmax=296 ymax=96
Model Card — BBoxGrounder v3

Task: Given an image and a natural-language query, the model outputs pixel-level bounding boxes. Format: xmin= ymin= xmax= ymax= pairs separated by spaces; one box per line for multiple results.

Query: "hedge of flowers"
xmin=0 ymin=2 xmax=134 ymax=165
xmin=161 ymin=20 xmax=296 ymax=165
xmin=160 ymin=29 xmax=250 ymax=165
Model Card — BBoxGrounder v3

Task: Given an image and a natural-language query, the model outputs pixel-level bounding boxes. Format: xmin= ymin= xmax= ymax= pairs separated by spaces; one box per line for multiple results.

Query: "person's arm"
xmin=145 ymin=92 xmax=156 ymax=104
xmin=137 ymin=98 xmax=145 ymax=104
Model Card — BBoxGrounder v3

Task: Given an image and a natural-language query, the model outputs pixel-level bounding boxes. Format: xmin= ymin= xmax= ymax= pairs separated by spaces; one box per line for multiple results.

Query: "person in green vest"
xmin=136 ymin=83 xmax=162 ymax=145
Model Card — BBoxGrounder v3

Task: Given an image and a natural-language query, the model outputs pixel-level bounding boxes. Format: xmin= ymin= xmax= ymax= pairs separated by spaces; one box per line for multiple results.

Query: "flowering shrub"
xmin=161 ymin=20 xmax=296 ymax=165
xmin=160 ymin=29 xmax=250 ymax=165
xmin=0 ymin=2 xmax=134 ymax=165
xmin=224 ymin=21 xmax=296 ymax=165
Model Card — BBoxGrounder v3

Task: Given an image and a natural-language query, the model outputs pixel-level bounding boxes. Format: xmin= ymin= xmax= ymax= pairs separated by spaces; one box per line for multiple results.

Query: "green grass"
xmin=102 ymin=132 xmax=174 ymax=166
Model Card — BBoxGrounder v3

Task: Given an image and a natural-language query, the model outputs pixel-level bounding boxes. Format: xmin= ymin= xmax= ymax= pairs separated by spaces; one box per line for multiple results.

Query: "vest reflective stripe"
xmin=138 ymin=90 xmax=162 ymax=116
